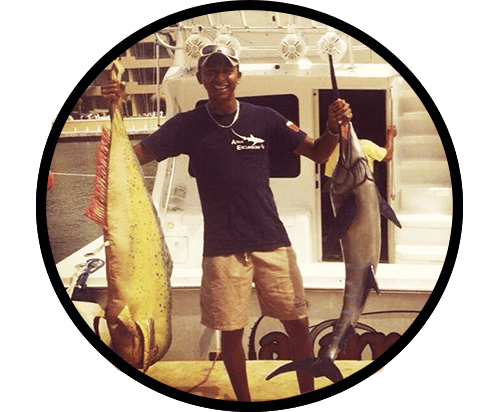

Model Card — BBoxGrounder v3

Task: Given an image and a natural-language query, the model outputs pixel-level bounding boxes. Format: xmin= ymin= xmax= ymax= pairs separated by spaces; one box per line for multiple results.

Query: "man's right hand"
xmin=101 ymin=80 xmax=126 ymax=107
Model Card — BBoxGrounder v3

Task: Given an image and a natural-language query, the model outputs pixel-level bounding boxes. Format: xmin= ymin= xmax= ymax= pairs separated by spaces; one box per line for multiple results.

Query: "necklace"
xmin=206 ymin=100 xmax=240 ymax=128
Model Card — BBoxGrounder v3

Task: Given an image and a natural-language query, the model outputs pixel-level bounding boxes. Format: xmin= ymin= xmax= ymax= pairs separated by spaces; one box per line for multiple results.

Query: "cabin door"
xmin=318 ymin=89 xmax=389 ymax=262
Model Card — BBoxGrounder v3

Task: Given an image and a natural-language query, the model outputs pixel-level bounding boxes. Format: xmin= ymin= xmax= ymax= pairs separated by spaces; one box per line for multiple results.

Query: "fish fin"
xmin=117 ymin=305 xmax=137 ymax=333
xmin=84 ymin=127 xmax=111 ymax=230
xmin=325 ymin=192 xmax=357 ymax=254
xmin=93 ymin=315 xmax=111 ymax=346
xmin=111 ymin=60 xmax=125 ymax=82
xmin=266 ymin=356 xmax=343 ymax=383
xmin=93 ymin=315 xmax=104 ymax=338
xmin=368 ymin=265 xmax=381 ymax=295
xmin=334 ymin=192 xmax=358 ymax=234
xmin=321 ymin=178 xmax=332 ymax=193
xmin=136 ymin=318 xmax=156 ymax=373
xmin=377 ymin=189 xmax=402 ymax=228
xmin=110 ymin=306 xmax=144 ymax=369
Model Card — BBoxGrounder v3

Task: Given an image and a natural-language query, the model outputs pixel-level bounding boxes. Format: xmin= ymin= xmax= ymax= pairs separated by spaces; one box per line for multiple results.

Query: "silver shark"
xmin=266 ymin=122 xmax=401 ymax=383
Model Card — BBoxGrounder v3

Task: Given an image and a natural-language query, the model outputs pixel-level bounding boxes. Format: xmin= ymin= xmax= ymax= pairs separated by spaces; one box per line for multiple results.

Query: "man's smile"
xmin=197 ymin=53 xmax=242 ymax=112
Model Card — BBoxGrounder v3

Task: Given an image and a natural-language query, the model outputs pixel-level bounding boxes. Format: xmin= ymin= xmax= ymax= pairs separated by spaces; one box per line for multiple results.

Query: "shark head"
xmin=331 ymin=123 xmax=372 ymax=197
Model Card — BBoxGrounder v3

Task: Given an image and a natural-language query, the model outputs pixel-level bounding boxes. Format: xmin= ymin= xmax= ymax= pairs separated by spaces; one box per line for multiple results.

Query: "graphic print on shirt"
xmin=230 ymin=128 xmax=266 ymax=150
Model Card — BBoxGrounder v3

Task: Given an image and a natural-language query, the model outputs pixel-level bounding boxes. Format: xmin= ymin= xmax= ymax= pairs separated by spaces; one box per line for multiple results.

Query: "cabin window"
xmin=194 ymin=94 xmax=301 ymax=178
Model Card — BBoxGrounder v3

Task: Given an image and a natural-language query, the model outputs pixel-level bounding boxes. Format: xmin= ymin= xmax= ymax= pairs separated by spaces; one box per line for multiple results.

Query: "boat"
xmin=52 ymin=10 xmax=451 ymax=364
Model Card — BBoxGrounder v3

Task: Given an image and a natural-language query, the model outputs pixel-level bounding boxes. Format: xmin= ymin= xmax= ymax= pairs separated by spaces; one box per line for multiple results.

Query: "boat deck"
xmin=146 ymin=360 xmax=373 ymax=401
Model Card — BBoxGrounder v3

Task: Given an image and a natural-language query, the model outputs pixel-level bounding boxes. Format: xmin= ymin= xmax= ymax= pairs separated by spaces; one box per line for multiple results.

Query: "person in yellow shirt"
xmin=322 ymin=125 xmax=396 ymax=261
xmin=324 ymin=125 xmax=396 ymax=177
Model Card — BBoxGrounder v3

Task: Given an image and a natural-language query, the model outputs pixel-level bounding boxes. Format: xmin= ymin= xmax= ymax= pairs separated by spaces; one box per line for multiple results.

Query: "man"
xmin=102 ymin=44 xmax=352 ymax=402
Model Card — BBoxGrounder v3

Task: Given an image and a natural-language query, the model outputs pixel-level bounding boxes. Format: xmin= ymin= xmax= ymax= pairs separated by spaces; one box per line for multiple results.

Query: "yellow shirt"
xmin=324 ymin=139 xmax=387 ymax=177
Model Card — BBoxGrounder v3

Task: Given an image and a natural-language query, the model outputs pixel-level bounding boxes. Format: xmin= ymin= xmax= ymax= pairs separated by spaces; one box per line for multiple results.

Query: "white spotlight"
xmin=185 ymin=28 xmax=210 ymax=64
xmin=279 ymin=33 xmax=307 ymax=63
xmin=317 ymin=31 xmax=347 ymax=62
xmin=214 ymin=34 xmax=241 ymax=56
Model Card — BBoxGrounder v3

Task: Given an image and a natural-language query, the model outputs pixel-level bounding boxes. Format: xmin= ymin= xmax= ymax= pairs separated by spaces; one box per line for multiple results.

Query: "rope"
xmin=186 ymin=351 xmax=221 ymax=393
xmin=66 ymin=258 xmax=105 ymax=299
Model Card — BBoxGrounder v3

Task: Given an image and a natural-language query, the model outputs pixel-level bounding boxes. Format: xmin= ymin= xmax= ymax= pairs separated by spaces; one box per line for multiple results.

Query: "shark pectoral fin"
xmin=325 ymin=192 xmax=358 ymax=254
xmin=266 ymin=357 xmax=343 ymax=384
xmin=334 ymin=192 xmax=358 ymax=236
xmin=368 ymin=265 xmax=381 ymax=295
xmin=377 ymin=189 xmax=402 ymax=228
xmin=321 ymin=178 xmax=332 ymax=193
xmin=135 ymin=318 xmax=156 ymax=373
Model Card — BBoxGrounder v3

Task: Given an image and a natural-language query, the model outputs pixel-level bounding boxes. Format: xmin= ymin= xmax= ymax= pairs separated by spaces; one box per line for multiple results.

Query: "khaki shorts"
xmin=200 ymin=246 xmax=308 ymax=331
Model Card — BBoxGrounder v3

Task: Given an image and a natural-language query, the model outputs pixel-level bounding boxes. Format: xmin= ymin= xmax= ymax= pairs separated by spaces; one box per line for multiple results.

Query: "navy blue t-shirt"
xmin=141 ymin=101 xmax=307 ymax=256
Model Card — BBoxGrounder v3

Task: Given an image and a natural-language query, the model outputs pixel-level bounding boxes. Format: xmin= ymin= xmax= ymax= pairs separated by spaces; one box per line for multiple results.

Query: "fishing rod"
xmin=325 ymin=37 xmax=348 ymax=163
xmin=328 ymin=53 xmax=340 ymax=101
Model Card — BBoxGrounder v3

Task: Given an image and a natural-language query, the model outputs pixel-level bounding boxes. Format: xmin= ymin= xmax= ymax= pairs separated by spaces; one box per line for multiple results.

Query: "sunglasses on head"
xmin=200 ymin=45 xmax=238 ymax=59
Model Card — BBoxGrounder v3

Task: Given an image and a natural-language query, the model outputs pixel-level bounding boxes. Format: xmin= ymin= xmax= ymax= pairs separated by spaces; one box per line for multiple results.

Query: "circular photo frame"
xmin=38 ymin=1 xmax=462 ymax=410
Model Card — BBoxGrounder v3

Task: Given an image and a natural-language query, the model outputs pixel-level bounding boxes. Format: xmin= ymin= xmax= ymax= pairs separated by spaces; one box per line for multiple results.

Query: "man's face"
xmin=198 ymin=55 xmax=241 ymax=104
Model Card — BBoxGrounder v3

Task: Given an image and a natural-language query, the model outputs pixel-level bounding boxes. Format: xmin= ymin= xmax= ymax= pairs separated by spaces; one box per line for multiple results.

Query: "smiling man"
xmin=102 ymin=44 xmax=352 ymax=402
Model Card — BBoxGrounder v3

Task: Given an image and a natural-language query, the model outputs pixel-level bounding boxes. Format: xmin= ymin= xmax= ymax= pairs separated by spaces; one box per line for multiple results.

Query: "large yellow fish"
xmin=85 ymin=61 xmax=172 ymax=372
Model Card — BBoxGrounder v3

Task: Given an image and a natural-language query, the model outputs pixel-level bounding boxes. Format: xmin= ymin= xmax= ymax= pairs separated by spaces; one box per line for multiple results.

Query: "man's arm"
xmin=133 ymin=143 xmax=157 ymax=166
xmin=295 ymin=99 xmax=352 ymax=163
xmin=382 ymin=125 xmax=397 ymax=162
xmin=295 ymin=129 xmax=338 ymax=164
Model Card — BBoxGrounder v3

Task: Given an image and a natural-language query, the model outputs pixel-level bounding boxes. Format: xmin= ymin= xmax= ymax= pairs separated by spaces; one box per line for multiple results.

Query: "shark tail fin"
xmin=266 ymin=356 xmax=343 ymax=384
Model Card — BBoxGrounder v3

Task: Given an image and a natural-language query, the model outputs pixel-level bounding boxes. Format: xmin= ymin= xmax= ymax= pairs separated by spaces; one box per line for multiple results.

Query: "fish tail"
xmin=266 ymin=356 xmax=343 ymax=383
xmin=84 ymin=127 xmax=111 ymax=230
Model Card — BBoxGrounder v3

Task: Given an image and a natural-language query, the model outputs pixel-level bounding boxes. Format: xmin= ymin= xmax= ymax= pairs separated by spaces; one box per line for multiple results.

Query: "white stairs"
xmin=392 ymin=79 xmax=452 ymax=264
